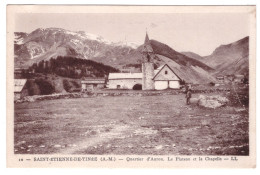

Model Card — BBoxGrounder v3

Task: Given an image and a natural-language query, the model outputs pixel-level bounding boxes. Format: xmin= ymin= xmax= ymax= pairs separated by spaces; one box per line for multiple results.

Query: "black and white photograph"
xmin=6 ymin=5 xmax=256 ymax=168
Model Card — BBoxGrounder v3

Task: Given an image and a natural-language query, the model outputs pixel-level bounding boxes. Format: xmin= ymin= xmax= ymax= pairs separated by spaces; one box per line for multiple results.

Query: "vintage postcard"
xmin=6 ymin=5 xmax=256 ymax=168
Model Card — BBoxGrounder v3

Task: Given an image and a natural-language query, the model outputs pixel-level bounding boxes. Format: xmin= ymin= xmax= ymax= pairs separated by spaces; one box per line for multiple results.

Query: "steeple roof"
xmin=144 ymin=32 xmax=150 ymax=45
xmin=141 ymin=32 xmax=154 ymax=53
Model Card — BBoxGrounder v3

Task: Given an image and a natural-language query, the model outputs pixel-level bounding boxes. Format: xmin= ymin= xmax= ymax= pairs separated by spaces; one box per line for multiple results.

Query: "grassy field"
xmin=14 ymin=92 xmax=249 ymax=155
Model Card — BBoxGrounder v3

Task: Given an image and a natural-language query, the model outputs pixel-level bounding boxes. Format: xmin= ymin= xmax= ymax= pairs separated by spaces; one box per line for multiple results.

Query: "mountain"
xmin=14 ymin=32 xmax=28 ymax=44
xmin=14 ymin=27 xmax=217 ymax=84
xmin=14 ymin=28 xmax=140 ymax=69
xmin=203 ymin=36 xmax=249 ymax=76
xmin=181 ymin=51 xmax=204 ymax=61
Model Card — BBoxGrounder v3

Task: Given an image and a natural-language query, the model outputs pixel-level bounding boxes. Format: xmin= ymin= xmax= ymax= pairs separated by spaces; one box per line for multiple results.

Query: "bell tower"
xmin=141 ymin=32 xmax=155 ymax=90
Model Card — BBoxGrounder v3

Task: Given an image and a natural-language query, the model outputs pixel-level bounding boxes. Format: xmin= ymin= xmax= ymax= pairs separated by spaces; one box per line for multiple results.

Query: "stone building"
xmin=14 ymin=79 xmax=28 ymax=100
xmin=141 ymin=32 xmax=155 ymax=90
xmin=81 ymin=78 xmax=106 ymax=92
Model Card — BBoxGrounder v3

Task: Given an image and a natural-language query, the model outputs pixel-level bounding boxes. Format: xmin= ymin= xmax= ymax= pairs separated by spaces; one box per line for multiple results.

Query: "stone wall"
xmin=82 ymin=83 xmax=105 ymax=92
xmin=14 ymin=93 xmax=21 ymax=101
xmin=142 ymin=62 xmax=154 ymax=90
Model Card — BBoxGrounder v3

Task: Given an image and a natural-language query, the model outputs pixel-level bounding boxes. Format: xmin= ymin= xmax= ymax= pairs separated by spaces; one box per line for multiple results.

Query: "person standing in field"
xmin=186 ymin=88 xmax=192 ymax=105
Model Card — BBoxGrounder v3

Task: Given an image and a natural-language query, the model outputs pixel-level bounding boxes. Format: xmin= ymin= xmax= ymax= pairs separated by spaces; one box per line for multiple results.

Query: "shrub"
xmin=35 ymin=78 xmax=55 ymax=95
xmin=63 ymin=79 xmax=73 ymax=92
xmin=228 ymin=85 xmax=249 ymax=107
xmin=180 ymin=79 xmax=186 ymax=85
xmin=26 ymin=79 xmax=41 ymax=96
xmin=209 ymin=82 xmax=215 ymax=86
xmin=71 ymin=80 xmax=80 ymax=88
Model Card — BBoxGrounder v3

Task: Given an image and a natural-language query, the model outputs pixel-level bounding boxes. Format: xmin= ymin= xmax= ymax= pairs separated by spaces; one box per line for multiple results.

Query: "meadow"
xmin=14 ymin=92 xmax=249 ymax=155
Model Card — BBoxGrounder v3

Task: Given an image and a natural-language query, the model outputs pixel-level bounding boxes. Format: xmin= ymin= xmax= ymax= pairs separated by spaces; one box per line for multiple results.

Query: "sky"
xmin=15 ymin=13 xmax=250 ymax=56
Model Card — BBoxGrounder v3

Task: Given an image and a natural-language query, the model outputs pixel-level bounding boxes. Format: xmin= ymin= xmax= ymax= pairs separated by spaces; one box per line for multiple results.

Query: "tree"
xmin=28 ymin=56 xmax=119 ymax=79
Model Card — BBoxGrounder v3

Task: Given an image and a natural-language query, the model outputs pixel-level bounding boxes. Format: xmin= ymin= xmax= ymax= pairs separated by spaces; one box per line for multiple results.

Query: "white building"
xmin=153 ymin=64 xmax=181 ymax=90
xmin=108 ymin=73 xmax=142 ymax=90
xmin=108 ymin=64 xmax=181 ymax=90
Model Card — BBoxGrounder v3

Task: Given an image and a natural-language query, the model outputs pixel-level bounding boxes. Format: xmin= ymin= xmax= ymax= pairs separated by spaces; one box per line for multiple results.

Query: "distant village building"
xmin=14 ymin=79 xmax=28 ymax=100
xmin=215 ymin=75 xmax=225 ymax=86
xmin=81 ymin=78 xmax=106 ymax=92
xmin=14 ymin=68 xmax=35 ymax=79
xmin=214 ymin=74 xmax=246 ymax=85
xmin=216 ymin=75 xmax=225 ymax=83
xmin=234 ymin=74 xmax=244 ymax=83
xmin=225 ymin=75 xmax=235 ymax=83
xmin=107 ymin=33 xmax=182 ymax=90
xmin=14 ymin=68 xmax=25 ymax=79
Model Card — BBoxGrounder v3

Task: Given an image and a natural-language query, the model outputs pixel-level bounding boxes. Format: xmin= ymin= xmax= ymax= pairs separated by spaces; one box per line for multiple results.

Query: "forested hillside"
xmin=29 ymin=56 xmax=119 ymax=78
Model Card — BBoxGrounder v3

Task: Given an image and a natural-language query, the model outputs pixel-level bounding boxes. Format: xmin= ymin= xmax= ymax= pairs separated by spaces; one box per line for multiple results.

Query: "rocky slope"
xmin=203 ymin=36 xmax=249 ymax=76
xmin=181 ymin=51 xmax=204 ymax=61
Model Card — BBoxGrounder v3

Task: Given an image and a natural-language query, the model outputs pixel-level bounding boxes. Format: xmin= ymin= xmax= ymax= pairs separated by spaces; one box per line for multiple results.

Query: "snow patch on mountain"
xmin=112 ymin=41 xmax=139 ymax=49
xmin=14 ymin=33 xmax=27 ymax=45
xmin=70 ymin=39 xmax=83 ymax=46
xmin=65 ymin=30 xmax=111 ymax=44
xmin=15 ymin=37 xmax=24 ymax=45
